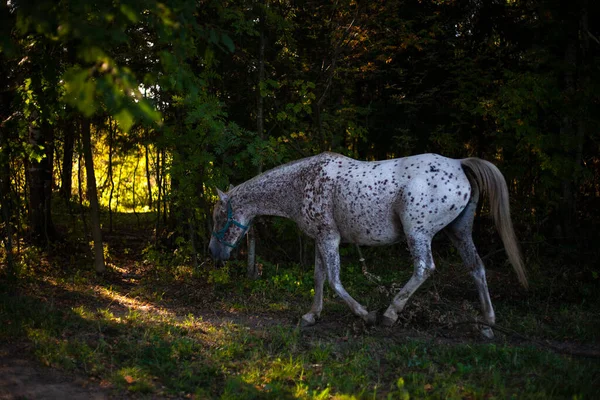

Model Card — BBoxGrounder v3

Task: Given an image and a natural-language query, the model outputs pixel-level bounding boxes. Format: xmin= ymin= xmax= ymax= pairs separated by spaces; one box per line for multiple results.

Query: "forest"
xmin=1 ymin=0 xmax=599 ymax=398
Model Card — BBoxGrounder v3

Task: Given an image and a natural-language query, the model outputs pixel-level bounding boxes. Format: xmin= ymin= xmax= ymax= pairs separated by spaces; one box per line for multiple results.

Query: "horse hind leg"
xmin=446 ymin=201 xmax=496 ymax=339
xmin=382 ymin=233 xmax=435 ymax=326
xmin=301 ymin=250 xmax=326 ymax=327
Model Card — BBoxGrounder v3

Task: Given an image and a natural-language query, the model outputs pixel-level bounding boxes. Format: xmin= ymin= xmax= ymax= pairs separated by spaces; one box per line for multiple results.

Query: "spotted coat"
xmin=209 ymin=152 xmax=526 ymax=336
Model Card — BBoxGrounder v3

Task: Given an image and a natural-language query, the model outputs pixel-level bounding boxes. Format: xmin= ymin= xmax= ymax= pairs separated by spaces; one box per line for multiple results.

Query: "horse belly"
xmin=334 ymin=193 xmax=403 ymax=245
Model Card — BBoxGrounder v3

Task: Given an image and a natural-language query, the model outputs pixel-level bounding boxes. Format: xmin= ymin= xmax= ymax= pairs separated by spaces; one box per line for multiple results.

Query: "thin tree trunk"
xmin=60 ymin=119 xmax=75 ymax=201
xmin=133 ymin=150 xmax=140 ymax=227
xmin=161 ymin=149 xmax=167 ymax=227
xmin=27 ymin=115 xmax=56 ymax=244
xmin=558 ymin=21 xmax=577 ymax=238
xmin=558 ymin=1 xmax=590 ymax=239
xmin=15 ymin=158 xmax=23 ymax=254
xmin=108 ymin=118 xmax=114 ymax=233
xmin=77 ymin=140 xmax=88 ymax=237
xmin=145 ymin=143 xmax=153 ymax=209
xmin=0 ymin=128 xmax=15 ymax=278
xmin=81 ymin=118 xmax=105 ymax=273
xmin=155 ymin=149 xmax=161 ymax=242
xmin=188 ymin=210 xmax=199 ymax=270
xmin=116 ymin=160 xmax=124 ymax=216
xmin=298 ymin=232 xmax=304 ymax=267
xmin=247 ymin=4 xmax=266 ymax=279
xmin=196 ymin=172 xmax=210 ymax=258
xmin=573 ymin=0 xmax=589 ymax=229
xmin=0 ymin=181 xmax=14 ymax=278
xmin=44 ymin=122 xmax=55 ymax=243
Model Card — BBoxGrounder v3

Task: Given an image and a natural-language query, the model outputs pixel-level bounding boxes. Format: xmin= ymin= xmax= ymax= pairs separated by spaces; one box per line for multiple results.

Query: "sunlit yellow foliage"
xmin=60 ymin=123 xmax=168 ymax=213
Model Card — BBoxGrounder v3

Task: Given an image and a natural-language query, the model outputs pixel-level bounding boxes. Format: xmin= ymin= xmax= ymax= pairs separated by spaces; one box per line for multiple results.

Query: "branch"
xmin=586 ymin=29 xmax=600 ymax=46
xmin=317 ymin=5 xmax=361 ymax=108
xmin=1 ymin=111 xmax=22 ymax=128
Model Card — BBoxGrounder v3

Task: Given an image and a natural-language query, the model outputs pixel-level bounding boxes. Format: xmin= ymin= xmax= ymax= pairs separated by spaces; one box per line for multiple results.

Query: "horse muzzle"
xmin=209 ymin=237 xmax=231 ymax=261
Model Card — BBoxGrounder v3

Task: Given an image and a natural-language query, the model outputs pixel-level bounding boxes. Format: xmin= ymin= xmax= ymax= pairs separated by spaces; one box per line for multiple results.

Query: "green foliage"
xmin=2 ymin=0 xmax=598 ymax=266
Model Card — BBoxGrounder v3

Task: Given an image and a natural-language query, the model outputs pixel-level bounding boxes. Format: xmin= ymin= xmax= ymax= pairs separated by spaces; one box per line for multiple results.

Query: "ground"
xmin=0 ymin=345 xmax=111 ymax=400
xmin=1 ymin=299 xmax=598 ymax=399
xmin=1 ymin=223 xmax=599 ymax=398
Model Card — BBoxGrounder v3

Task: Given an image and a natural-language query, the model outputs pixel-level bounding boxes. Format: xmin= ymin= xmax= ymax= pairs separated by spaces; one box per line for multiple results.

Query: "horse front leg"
xmin=316 ymin=236 xmax=377 ymax=325
xmin=301 ymin=250 xmax=326 ymax=327
xmin=382 ymin=233 xmax=435 ymax=326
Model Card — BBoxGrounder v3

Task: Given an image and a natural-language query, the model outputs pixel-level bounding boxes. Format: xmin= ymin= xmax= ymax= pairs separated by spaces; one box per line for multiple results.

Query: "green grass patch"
xmin=1 ymin=243 xmax=599 ymax=399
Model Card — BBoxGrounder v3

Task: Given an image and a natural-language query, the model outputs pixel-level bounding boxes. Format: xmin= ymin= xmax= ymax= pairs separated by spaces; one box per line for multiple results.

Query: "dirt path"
xmin=0 ymin=346 xmax=112 ymax=400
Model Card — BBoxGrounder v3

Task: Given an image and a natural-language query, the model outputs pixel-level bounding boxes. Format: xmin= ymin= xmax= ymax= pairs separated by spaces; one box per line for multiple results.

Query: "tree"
xmin=80 ymin=119 xmax=105 ymax=273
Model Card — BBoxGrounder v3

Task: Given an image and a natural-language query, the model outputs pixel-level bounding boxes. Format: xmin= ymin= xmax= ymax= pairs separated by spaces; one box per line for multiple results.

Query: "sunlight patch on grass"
xmin=93 ymin=285 xmax=173 ymax=317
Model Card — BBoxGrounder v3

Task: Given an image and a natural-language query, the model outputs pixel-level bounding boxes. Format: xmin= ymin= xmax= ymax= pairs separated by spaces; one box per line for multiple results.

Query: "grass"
xmin=1 ymin=219 xmax=599 ymax=398
xmin=3 ymin=291 xmax=596 ymax=399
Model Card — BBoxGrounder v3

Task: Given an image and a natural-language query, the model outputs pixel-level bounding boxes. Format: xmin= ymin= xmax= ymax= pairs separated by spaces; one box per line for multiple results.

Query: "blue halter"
xmin=211 ymin=201 xmax=250 ymax=249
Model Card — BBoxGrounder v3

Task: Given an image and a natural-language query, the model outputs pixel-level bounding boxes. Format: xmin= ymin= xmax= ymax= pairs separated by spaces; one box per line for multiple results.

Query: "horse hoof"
xmin=380 ymin=314 xmax=397 ymax=327
xmin=481 ymin=326 xmax=495 ymax=340
xmin=364 ymin=311 xmax=378 ymax=326
xmin=300 ymin=314 xmax=317 ymax=327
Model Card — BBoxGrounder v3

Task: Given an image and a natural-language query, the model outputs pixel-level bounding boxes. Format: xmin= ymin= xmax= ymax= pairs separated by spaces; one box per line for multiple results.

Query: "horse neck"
xmin=231 ymin=164 xmax=302 ymax=219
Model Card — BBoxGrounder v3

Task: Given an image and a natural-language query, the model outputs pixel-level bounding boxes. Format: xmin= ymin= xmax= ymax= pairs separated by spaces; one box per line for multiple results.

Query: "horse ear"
xmin=216 ymin=188 xmax=229 ymax=202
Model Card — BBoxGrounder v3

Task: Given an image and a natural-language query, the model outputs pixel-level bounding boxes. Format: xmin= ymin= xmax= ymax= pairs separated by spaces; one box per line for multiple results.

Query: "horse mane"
xmin=229 ymin=155 xmax=319 ymax=195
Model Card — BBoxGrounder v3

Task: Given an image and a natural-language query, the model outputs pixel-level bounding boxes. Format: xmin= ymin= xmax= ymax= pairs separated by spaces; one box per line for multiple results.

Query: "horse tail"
xmin=460 ymin=158 xmax=528 ymax=288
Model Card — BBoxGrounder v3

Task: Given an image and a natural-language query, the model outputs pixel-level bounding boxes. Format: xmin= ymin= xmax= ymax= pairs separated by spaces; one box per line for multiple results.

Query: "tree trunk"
xmin=0 ymin=125 xmax=15 ymax=278
xmin=27 ymin=115 xmax=56 ymax=244
xmin=161 ymin=149 xmax=168 ymax=227
xmin=247 ymin=4 xmax=266 ymax=280
xmin=0 ymin=178 xmax=14 ymax=278
xmin=77 ymin=140 xmax=88 ymax=237
xmin=145 ymin=142 xmax=153 ymax=208
xmin=59 ymin=119 xmax=75 ymax=201
xmin=188 ymin=209 xmax=199 ymax=270
xmin=155 ymin=149 xmax=161 ymax=242
xmin=107 ymin=118 xmax=114 ymax=233
xmin=133 ymin=150 xmax=140 ymax=227
xmin=80 ymin=118 xmax=106 ymax=273
xmin=116 ymin=160 xmax=124 ymax=215
xmin=558 ymin=1 xmax=589 ymax=239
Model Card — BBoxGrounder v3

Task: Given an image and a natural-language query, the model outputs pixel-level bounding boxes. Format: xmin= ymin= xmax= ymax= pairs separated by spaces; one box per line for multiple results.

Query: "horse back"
xmin=302 ymin=153 xmax=472 ymax=244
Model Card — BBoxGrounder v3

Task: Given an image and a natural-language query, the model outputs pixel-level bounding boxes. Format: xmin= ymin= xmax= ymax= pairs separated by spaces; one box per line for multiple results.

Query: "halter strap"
xmin=211 ymin=201 xmax=250 ymax=248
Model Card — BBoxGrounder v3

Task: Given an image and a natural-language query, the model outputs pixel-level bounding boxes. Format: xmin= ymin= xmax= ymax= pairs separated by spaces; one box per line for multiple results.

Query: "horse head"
xmin=208 ymin=187 xmax=251 ymax=261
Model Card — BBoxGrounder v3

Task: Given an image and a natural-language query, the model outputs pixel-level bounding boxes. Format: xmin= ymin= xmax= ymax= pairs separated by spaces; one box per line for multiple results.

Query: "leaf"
xmin=221 ymin=33 xmax=235 ymax=53
xmin=209 ymin=29 xmax=218 ymax=44
xmin=120 ymin=5 xmax=139 ymax=23
xmin=137 ymin=99 xmax=162 ymax=123
xmin=62 ymin=67 xmax=97 ymax=116
xmin=114 ymin=108 xmax=134 ymax=133
xmin=124 ymin=375 xmax=135 ymax=384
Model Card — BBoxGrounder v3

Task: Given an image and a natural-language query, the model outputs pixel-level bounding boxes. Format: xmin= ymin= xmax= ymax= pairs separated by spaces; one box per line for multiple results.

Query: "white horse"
xmin=209 ymin=152 xmax=527 ymax=338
